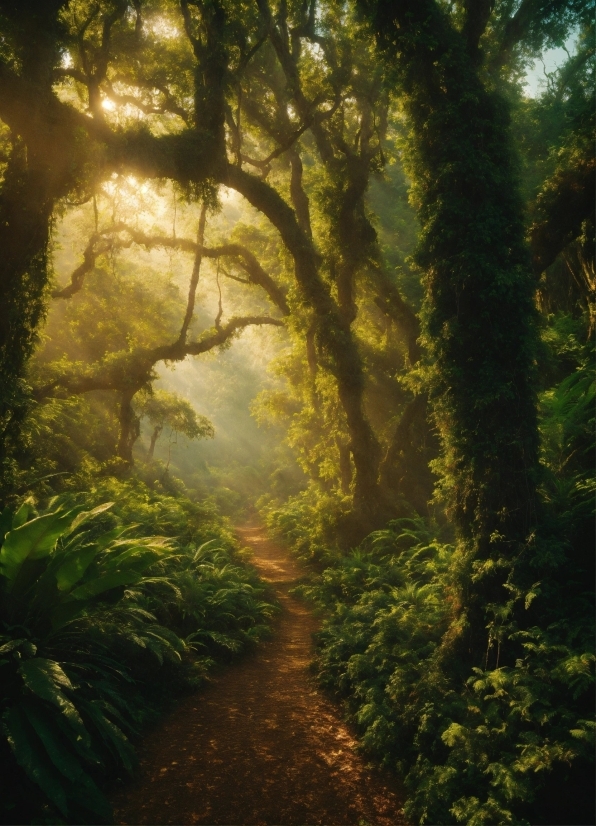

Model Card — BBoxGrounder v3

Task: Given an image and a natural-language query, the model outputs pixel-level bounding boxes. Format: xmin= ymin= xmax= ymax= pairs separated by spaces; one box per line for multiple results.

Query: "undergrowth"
xmin=0 ymin=479 xmax=276 ymax=825
xmin=274 ymin=318 xmax=595 ymax=825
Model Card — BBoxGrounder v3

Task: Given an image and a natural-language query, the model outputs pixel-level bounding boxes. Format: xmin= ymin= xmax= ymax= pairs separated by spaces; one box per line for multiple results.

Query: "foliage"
xmin=147 ymin=539 xmax=276 ymax=655
xmin=0 ymin=499 xmax=177 ymax=822
xmin=282 ymin=321 xmax=595 ymax=825
xmin=0 ymin=2 xmax=593 ymax=824
xmin=0 ymin=490 xmax=276 ymax=824
xmin=262 ymin=483 xmax=352 ymax=564
xmin=135 ymin=389 xmax=214 ymax=444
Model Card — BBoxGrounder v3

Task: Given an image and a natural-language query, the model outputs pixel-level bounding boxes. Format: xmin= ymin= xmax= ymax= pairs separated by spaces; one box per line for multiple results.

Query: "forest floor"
xmin=112 ymin=525 xmax=406 ymax=826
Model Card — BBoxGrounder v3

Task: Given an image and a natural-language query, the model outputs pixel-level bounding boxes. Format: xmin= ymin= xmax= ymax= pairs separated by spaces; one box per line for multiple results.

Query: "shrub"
xmin=0 ymin=493 xmax=276 ymax=823
xmin=301 ymin=514 xmax=594 ymax=825
xmin=0 ymin=500 xmax=182 ymax=822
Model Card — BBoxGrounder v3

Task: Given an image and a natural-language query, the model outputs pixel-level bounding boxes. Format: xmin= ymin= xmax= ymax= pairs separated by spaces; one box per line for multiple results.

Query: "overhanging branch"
xmin=33 ymin=315 xmax=284 ymax=402
xmin=53 ymin=222 xmax=290 ymax=315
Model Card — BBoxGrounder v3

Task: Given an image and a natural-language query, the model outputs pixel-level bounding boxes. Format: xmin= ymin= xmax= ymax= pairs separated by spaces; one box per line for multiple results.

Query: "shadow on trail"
xmin=112 ymin=526 xmax=405 ymax=826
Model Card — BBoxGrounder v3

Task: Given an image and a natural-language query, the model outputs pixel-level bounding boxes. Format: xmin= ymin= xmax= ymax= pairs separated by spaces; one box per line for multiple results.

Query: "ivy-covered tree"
xmin=357 ymin=0 xmax=592 ymax=657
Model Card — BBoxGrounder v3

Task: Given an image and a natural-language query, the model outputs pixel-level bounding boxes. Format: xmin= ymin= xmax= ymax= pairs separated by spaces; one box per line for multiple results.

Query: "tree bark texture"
xmin=0 ymin=3 xmax=73 ymax=486
xmin=361 ymin=0 xmax=541 ymax=623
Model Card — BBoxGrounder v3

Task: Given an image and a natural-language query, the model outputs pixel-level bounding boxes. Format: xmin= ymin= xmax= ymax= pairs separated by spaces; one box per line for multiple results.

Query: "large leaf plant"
xmin=0 ymin=499 xmax=181 ymax=822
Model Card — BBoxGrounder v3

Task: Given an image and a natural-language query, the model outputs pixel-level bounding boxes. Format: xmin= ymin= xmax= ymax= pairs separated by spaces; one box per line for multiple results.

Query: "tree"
xmin=0 ymin=0 xmax=421 ymax=526
xmin=135 ymin=389 xmax=214 ymax=461
xmin=357 ymin=0 xmax=591 ymax=658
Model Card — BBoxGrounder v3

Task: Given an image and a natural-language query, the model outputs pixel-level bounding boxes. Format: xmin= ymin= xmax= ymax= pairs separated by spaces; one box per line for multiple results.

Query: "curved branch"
xmin=183 ymin=315 xmax=284 ymax=356
xmin=33 ymin=315 xmax=284 ymax=402
xmin=223 ymin=162 xmax=383 ymax=518
xmin=53 ymin=222 xmax=290 ymax=315
xmin=102 ymin=81 xmax=191 ymax=124
xmin=52 ymin=232 xmax=111 ymax=298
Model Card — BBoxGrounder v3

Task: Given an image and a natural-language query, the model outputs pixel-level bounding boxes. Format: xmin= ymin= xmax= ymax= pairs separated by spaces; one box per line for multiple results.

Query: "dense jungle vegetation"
xmin=0 ymin=0 xmax=593 ymax=823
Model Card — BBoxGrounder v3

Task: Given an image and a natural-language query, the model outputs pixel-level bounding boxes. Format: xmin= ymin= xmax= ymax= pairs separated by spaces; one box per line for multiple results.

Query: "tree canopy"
xmin=0 ymin=0 xmax=593 ymax=823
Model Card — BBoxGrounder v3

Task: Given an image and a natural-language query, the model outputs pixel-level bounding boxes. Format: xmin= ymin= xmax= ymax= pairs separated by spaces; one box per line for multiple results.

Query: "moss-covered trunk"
xmin=0 ymin=3 xmax=70 ymax=495
xmin=226 ymin=165 xmax=383 ymax=524
xmin=361 ymin=0 xmax=540 ymax=658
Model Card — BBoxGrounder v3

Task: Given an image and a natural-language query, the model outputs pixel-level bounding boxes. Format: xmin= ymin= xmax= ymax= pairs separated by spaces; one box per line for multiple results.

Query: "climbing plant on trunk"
xmin=358 ymin=0 xmax=549 ymax=662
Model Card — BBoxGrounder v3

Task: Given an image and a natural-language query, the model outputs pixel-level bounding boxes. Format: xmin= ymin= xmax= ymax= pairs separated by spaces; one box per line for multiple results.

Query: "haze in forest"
xmin=0 ymin=2 xmax=592 ymax=825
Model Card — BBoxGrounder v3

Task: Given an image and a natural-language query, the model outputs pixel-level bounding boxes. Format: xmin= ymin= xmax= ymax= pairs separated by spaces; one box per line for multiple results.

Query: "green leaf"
xmin=0 ymin=638 xmax=30 ymax=656
xmin=64 ymin=568 xmax=145 ymax=602
xmin=4 ymin=704 xmax=111 ymax=821
xmin=0 ymin=508 xmax=83 ymax=586
xmin=55 ymin=544 xmax=99 ymax=592
xmin=99 ymin=547 xmax=161 ymax=574
xmin=68 ymin=502 xmax=114 ymax=535
xmin=2 ymin=705 xmax=69 ymax=816
xmin=18 ymin=659 xmax=89 ymax=744
xmin=94 ymin=524 xmax=139 ymax=550
xmin=21 ymin=700 xmax=85 ymax=783
xmin=12 ymin=501 xmax=32 ymax=530
xmin=81 ymin=700 xmax=136 ymax=774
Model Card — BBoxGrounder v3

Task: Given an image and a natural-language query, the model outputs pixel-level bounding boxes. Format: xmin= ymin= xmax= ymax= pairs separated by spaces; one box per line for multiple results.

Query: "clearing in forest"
xmin=112 ymin=526 xmax=405 ymax=826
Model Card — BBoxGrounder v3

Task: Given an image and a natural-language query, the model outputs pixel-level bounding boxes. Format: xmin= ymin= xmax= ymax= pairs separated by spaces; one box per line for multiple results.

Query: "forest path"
xmin=112 ymin=526 xmax=405 ymax=826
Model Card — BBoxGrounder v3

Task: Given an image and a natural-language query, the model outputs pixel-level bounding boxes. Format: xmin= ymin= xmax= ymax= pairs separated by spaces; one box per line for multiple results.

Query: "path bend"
xmin=112 ymin=526 xmax=405 ymax=826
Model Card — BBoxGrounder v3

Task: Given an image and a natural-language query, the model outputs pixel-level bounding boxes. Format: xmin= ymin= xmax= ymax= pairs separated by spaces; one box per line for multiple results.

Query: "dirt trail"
xmin=112 ymin=526 xmax=405 ymax=826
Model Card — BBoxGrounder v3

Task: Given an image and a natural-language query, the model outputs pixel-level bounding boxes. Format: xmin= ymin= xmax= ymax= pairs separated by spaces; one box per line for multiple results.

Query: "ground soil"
xmin=112 ymin=526 xmax=406 ymax=826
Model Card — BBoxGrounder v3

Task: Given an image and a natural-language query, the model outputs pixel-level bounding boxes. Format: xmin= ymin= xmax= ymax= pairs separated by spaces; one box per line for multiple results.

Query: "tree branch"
xmin=53 ymin=222 xmax=290 ymax=315
xmin=52 ymin=231 xmax=106 ymax=298
xmin=33 ymin=315 xmax=284 ymax=401
xmin=179 ymin=203 xmax=207 ymax=343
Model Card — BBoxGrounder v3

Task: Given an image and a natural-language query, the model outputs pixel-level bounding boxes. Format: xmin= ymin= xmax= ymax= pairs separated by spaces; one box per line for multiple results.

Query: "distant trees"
xmin=0 ymin=0 xmax=591 ymax=528
xmin=135 ymin=389 xmax=214 ymax=462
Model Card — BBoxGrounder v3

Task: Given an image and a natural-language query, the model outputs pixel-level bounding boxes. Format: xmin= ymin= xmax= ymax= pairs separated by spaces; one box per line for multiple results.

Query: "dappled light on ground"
xmin=112 ymin=527 xmax=405 ymax=826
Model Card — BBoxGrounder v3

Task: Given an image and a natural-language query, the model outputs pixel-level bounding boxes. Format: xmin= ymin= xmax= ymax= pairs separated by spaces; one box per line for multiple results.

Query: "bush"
xmin=283 ymin=335 xmax=594 ymax=825
xmin=300 ymin=514 xmax=594 ymax=825
xmin=0 ymin=492 xmax=276 ymax=824
xmin=261 ymin=484 xmax=352 ymax=564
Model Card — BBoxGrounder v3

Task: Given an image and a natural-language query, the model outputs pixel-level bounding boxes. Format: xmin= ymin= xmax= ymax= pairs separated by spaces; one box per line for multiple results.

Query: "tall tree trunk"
xmin=147 ymin=424 xmax=163 ymax=462
xmin=226 ymin=164 xmax=383 ymax=524
xmin=0 ymin=3 xmax=69 ymax=495
xmin=361 ymin=0 xmax=540 ymax=658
